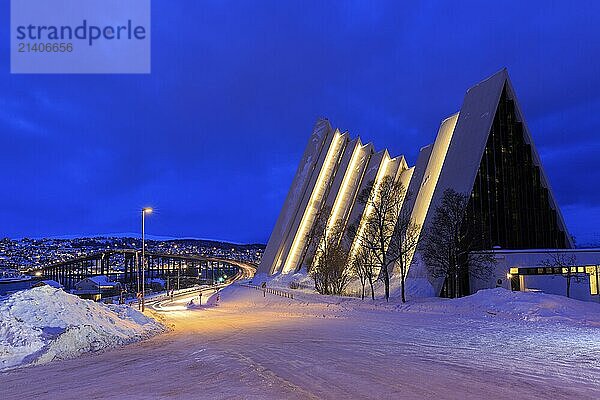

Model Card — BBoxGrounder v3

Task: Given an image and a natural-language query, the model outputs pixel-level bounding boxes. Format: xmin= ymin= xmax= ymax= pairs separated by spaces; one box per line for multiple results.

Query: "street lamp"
xmin=141 ymin=207 xmax=152 ymax=312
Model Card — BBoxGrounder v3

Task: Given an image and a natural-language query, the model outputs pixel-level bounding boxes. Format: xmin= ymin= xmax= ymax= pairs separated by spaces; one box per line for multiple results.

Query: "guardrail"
xmin=288 ymin=282 xmax=363 ymax=298
xmin=144 ymin=285 xmax=212 ymax=304
xmin=237 ymin=283 xmax=294 ymax=300
xmin=121 ymin=284 xmax=217 ymax=306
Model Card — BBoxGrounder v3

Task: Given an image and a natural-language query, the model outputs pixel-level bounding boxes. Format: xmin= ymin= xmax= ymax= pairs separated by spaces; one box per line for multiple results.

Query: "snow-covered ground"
xmin=0 ymin=286 xmax=164 ymax=371
xmin=1 ymin=285 xmax=599 ymax=399
xmin=397 ymin=287 xmax=600 ymax=326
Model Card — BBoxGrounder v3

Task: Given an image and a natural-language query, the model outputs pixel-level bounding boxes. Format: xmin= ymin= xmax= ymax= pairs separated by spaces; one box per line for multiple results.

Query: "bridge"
xmin=41 ymin=249 xmax=256 ymax=291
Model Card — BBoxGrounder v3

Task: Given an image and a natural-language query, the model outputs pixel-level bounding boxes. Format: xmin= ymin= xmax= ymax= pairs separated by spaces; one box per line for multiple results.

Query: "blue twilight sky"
xmin=1 ymin=1 xmax=599 ymax=245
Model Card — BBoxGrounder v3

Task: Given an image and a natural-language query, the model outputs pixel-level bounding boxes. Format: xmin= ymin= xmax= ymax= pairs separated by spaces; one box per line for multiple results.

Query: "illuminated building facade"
xmin=259 ymin=118 xmax=412 ymax=277
xmin=258 ymin=69 xmax=600 ymax=301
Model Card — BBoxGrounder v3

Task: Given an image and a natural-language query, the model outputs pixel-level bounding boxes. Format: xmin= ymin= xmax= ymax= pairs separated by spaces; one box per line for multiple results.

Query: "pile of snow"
xmin=227 ymin=282 xmax=600 ymax=329
xmin=0 ymin=286 xmax=164 ymax=371
xmin=261 ymin=271 xmax=311 ymax=287
xmin=400 ymin=288 xmax=600 ymax=327
xmin=401 ymin=277 xmax=436 ymax=298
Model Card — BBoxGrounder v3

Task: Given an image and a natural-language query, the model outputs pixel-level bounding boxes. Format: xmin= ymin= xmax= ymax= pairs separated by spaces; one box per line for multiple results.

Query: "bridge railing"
xmin=237 ymin=283 xmax=294 ymax=300
xmin=40 ymin=250 xmax=249 ymax=292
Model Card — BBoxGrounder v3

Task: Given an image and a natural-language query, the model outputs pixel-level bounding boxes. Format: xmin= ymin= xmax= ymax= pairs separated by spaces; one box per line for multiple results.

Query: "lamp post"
xmin=141 ymin=207 xmax=152 ymax=312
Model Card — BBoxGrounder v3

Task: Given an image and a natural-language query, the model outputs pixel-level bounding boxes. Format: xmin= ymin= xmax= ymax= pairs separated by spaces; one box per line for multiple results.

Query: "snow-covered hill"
xmin=0 ymin=286 xmax=164 ymax=371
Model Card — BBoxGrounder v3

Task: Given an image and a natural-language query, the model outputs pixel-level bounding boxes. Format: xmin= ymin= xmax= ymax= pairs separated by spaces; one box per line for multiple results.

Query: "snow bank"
xmin=399 ymin=288 xmax=600 ymax=327
xmin=264 ymin=270 xmax=437 ymax=300
xmin=264 ymin=271 xmax=312 ymax=288
xmin=0 ymin=286 xmax=164 ymax=371
xmin=223 ymin=283 xmax=600 ymax=329
xmin=389 ymin=276 xmax=436 ymax=298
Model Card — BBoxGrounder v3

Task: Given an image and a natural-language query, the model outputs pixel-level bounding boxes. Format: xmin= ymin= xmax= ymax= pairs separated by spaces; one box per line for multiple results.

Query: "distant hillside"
xmin=162 ymin=238 xmax=265 ymax=251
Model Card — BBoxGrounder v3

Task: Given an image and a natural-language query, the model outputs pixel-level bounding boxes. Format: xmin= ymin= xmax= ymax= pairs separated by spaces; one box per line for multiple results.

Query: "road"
xmin=1 ymin=284 xmax=598 ymax=400
xmin=146 ymin=259 xmax=255 ymax=311
xmin=227 ymin=260 xmax=256 ymax=281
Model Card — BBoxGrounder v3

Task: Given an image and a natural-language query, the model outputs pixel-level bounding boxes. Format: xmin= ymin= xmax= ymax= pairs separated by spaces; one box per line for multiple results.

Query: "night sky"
xmin=1 ymin=1 xmax=599 ymax=245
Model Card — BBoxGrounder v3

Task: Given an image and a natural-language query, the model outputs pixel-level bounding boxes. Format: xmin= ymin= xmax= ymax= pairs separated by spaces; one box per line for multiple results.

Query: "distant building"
xmin=478 ymin=248 xmax=600 ymax=302
xmin=32 ymin=280 xmax=62 ymax=289
xmin=258 ymin=68 xmax=600 ymax=301
xmin=74 ymin=275 xmax=122 ymax=300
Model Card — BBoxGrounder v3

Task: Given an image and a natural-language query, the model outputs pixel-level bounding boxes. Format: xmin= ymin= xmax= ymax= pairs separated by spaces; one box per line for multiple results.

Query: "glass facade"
xmin=466 ymin=85 xmax=570 ymax=250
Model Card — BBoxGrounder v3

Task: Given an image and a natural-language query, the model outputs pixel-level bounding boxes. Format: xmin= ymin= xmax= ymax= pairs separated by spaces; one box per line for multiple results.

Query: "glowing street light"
xmin=141 ymin=207 xmax=152 ymax=312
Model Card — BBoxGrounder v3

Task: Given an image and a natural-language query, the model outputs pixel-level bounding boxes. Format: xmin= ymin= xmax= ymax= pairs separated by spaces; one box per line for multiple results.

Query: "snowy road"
xmin=1 ymin=286 xmax=599 ymax=399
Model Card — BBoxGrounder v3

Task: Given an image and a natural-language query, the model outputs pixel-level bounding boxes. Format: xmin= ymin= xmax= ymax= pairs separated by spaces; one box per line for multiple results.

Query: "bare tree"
xmin=540 ymin=252 xmax=578 ymax=298
xmin=422 ymin=188 xmax=495 ymax=298
xmin=327 ymin=239 xmax=352 ymax=295
xmin=348 ymin=244 xmax=377 ymax=300
xmin=353 ymin=176 xmax=408 ymax=301
xmin=387 ymin=207 xmax=421 ymax=303
xmin=307 ymin=208 xmax=351 ymax=295
xmin=303 ymin=207 xmax=329 ymax=276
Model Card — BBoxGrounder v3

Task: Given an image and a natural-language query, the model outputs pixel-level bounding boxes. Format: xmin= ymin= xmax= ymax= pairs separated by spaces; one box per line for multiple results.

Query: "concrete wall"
xmin=258 ymin=119 xmax=334 ymax=275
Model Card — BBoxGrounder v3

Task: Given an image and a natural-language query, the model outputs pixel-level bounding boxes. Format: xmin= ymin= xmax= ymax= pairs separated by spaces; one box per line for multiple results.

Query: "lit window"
xmin=585 ymin=266 xmax=596 ymax=274
xmin=590 ymin=270 xmax=598 ymax=296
